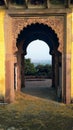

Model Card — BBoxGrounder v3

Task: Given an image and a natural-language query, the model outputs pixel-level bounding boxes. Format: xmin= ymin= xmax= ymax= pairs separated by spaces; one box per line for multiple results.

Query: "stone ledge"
xmin=7 ymin=8 xmax=72 ymax=17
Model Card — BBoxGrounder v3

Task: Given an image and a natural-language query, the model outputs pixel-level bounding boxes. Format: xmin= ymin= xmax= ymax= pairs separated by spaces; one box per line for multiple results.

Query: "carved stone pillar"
xmin=64 ymin=13 xmax=71 ymax=104
xmin=65 ymin=54 xmax=71 ymax=103
xmin=14 ymin=63 xmax=17 ymax=90
xmin=62 ymin=12 xmax=72 ymax=104
xmin=54 ymin=53 xmax=59 ymax=91
xmin=17 ymin=52 xmax=21 ymax=91
xmin=21 ymin=54 xmax=25 ymax=88
xmin=5 ymin=54 xmax=15 ymax=103
xmin=52 ymin=54 xmax=55 ymax=88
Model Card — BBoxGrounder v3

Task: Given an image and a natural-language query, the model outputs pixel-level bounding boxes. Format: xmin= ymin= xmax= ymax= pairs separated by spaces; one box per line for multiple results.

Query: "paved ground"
xmin=22 ymin=79 xmax=57 ymax=101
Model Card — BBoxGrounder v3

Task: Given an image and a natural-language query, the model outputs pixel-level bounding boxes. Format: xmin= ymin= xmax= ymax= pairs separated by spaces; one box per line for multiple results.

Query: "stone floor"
xmin=22 ymin=79 xmax=57 ymax=101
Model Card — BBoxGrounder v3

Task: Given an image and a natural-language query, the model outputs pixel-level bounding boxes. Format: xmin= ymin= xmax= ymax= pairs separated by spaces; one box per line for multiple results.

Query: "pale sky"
xmin=25 ymin=40 xmax=52 ymax=62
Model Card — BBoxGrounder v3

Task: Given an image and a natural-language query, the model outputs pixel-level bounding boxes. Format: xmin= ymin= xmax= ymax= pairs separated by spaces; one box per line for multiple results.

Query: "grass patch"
xmin=0 ymin=92 xmax=73 ymax=130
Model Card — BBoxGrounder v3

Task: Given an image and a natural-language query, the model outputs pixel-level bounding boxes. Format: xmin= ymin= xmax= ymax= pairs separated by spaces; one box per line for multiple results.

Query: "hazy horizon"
xmin=32 ymin=59 xmax=52 ymax=67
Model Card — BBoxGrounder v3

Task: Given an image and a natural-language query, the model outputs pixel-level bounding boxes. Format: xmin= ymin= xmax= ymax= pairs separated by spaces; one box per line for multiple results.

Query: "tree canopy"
xmin=24 ymin=58 xmax=52 ymax=78
xmin=24 ymin=59 xmax=36 ymax=76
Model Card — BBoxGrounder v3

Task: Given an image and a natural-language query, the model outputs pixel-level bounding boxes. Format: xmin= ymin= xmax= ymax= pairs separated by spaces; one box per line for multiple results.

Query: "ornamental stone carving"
xmin=11 ymin=16 xmax=64 ymax=53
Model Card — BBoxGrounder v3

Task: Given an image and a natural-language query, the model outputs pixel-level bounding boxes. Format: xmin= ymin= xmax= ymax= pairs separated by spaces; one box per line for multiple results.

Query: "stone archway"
xmin=4 ymin=14 xmax=71 ymax=104
xmin=14 ymin=23 xmax=62 ymax=101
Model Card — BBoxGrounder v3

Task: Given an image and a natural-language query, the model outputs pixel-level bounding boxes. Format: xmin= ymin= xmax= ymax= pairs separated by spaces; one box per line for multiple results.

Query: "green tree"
xmin=36 ymin=64 xmax=45 ymax=76
xmin=24 ymin=59 xmax=36 ymax=76
xmin=36 ymin=64 xmax=52 ymax=78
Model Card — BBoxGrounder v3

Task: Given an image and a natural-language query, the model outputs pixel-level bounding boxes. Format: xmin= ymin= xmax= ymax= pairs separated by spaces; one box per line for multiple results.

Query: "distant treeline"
xmin=24 ymin=59 xmax=52 ymax=78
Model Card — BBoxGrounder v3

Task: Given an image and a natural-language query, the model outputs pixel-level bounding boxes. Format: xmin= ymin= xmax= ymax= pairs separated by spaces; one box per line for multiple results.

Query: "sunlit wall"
xmin=0 ymin=7 xmax=73 ymax=102
xmin=71 ymin=9 xmax=73 ymax=99
xmin=0 ymin=9 xmax=5 ymax=99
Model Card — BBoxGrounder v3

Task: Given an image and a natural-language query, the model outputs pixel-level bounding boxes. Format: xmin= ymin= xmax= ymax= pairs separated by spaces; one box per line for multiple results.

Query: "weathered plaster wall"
xmin=71 ymin=9 xmax=73 ymax=99
xmin=0 ymin=9 xmax=5 ymax=99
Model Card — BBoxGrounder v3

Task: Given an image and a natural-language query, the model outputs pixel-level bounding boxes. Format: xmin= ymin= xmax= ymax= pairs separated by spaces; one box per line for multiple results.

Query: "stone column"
xmin=21 ymin=54 xmax=25 ymax=88
xmin=62 ymin=12 xmax=72 ymax=104
xmin=66 ymin=13 xmax=72 ymax=104
xmin=14 ymin=63 xmax=17 ymax=90
xmin=62 ymin=54 xmax=65 ymax=102
xmin=52 ymin=54 xmax=55 ymax=88
xmin=17 ymin=52 xmax=21 ymax=91
xmin=65 ymin=54 xmax=71 ymax=103
xmin=55 ymin=54 xmax=59 ymax=91
xmin=5 ymin=54 xmax=15 ymax=103
xmin=62 ymin=54 xmax=71 ymax=104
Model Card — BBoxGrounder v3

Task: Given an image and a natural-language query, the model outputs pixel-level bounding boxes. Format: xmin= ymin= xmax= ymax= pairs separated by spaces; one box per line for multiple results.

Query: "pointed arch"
xmin=16 ymin=23 xmax=59 ymax=54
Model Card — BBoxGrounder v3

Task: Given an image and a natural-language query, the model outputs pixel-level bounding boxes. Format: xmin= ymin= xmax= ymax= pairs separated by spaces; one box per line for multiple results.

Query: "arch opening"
xmin=22 ymin=40 xmax=54 ymax=100
xmin=16 ymin=23 xmax=59 ymax=55
xmin=15 ymin=23 xmax=62 ymax=102
xmin=0 ymin=0 xmax=5 ymax=6
xmin=25 ymin=40 xmax=52 ymax=63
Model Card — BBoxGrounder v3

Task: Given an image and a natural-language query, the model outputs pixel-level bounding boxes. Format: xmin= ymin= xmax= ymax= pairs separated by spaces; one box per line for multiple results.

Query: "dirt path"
xmin=22 ymin=79 xmax=57 ymax=101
